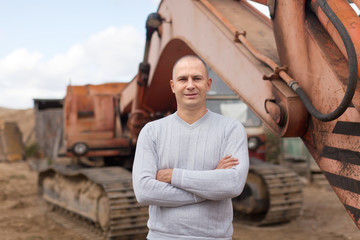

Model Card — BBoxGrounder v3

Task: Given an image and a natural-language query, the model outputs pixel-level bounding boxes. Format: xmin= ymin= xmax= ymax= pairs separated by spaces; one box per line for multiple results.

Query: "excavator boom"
xmin=126 ymin=0 xmax=360 ymax=229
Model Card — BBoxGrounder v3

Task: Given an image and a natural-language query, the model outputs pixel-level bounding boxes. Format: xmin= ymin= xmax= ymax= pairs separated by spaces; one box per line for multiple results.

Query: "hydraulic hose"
xmin=291 ymin=0 xmax=358 ymax=121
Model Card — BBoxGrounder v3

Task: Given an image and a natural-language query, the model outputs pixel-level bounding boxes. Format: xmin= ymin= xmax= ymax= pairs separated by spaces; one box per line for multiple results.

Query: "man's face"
xmin=170 ymin=58 xmax=212 ymax=111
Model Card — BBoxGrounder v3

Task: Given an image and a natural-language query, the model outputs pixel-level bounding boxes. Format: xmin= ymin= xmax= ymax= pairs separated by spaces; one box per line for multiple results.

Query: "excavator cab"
xmin=63 ymin=83 xmax=133 ymax=167
xmin=206 ymin=68 xmax=265 ymax=161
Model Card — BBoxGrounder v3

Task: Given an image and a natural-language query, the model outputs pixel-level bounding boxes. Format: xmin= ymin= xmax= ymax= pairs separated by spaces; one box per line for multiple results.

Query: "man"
xmin=132 ymin=55 xmax=249 ymax=240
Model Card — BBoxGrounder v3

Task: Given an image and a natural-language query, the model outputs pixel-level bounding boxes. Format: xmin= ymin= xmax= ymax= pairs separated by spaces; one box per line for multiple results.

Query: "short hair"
xmin=172 ymin=55 xmax=208 ymax=79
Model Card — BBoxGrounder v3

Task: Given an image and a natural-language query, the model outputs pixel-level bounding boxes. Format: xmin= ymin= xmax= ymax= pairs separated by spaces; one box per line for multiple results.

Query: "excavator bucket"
xmin=0 ymin=121 xmax=24 ymax=162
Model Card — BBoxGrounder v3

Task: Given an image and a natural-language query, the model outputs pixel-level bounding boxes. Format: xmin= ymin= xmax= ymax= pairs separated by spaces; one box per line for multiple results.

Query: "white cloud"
xmin=0 ymin=49 xmax=43 ymax=88
xmin=152 ymin=0 xmax=161 ymax=8
xmin=0 ymin=25 xmax=144 ymax=109
xmin=246 ymin=1 xmax=270 ymax=18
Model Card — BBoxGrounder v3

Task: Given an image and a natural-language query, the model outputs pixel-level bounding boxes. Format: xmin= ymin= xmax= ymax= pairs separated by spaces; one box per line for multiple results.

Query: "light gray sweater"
xmin=132 ymin=110 xmax=249 ymax=240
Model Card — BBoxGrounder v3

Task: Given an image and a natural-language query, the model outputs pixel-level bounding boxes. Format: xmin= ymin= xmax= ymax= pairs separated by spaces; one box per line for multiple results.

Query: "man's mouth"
xmin=184 ymin=93 xmax=198 ymax=98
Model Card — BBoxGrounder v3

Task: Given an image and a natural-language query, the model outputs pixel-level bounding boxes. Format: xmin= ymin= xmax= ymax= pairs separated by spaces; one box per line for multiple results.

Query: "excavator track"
xmin=38 ymin=165 xmax=149 ymax=239
xmin=233 ymin=159 xmax=303 ymax=226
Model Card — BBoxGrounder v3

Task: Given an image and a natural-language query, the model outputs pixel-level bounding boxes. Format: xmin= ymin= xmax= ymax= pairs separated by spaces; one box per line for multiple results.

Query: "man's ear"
xmin=170 ymin=80 xmax=175 ymax=93
xmin=207 ymin=78 xmax=212 ymax=91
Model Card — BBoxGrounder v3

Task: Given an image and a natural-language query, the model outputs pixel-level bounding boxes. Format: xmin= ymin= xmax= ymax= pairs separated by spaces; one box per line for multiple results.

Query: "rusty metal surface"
xmin=39 ymin=166 xmax=148 ymax=239
xmin=272 ymin=0 xmax=360 ymax=229
xmin=127 ymin=110 xmax=151 ymax=145
xmin=207 ymin=0 xmax=274 ymax=58
xmin=204 ymin=0 xmax=308 ymax=136
xmin=47 ymin=209 xmax=105 ymax=240
xmin=64 ymin=83 xmax=132 ymax=159
xmin=310 ymin=0 xmax=360 ymax=78
xmin=119 ymin=76 xmax=137 ymax=114
xmin=309 ymin=0 xmax=360 ymax=110
xmin=353 ymin=0 xmax=360 ymax=10
xmin=146 ymin=0 xmax=308 ymax=136
xmin=249 ymin=0 xmax=268 ymax=5
xmin=0 ymin=122 xmax=24 ymax=162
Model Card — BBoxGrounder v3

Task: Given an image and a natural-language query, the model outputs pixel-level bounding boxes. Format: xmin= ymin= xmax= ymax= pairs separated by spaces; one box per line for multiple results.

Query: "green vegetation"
xmin=26 ymin=236 xmax=43 ymax=240
xmin=9 ymin=174 xmax=26 ymax=179
xmin=264 ymin=128 xmax=281 ymax=164
xmin=25 ymin=142 xmax=40 ymax=158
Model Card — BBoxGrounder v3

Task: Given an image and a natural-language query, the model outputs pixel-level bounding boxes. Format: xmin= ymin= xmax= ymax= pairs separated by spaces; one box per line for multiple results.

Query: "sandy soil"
xmin=233 ymin=186 xmax=359 ymax=240
xmin=0 ymin=161 xmax=359 ymax=240
xmin=0 ymin=161 xmax=84 ymax=240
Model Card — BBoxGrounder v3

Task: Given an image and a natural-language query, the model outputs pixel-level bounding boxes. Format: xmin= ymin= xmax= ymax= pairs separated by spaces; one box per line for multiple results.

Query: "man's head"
xmin=170 ymin=55 xmax=212 ymax=112
xmin=172 ymin=55 xmax=209 ymax=80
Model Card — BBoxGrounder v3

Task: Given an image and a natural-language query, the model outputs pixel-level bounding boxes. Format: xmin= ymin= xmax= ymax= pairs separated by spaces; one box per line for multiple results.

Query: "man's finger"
xmin=216 ymin=155 xmax=239 ymax=169
xmin=220 ymin=158 xmax=238 ymax=164
xmin=222 ymin=161 xmax=239 ymax=169
xmin=220 ymin=156 xmax=236 ymax=162
xmin=220 ymin=155 xmax=232 ymax=161
xmin=217 ymin=158 xmax=239 ymax=169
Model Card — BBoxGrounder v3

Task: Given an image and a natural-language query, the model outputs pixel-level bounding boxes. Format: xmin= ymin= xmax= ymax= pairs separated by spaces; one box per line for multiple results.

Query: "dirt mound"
xmin=0 ymin=161 xmax=84 ymax=240
xmin=0 ymin=107 xmax=35 ymax=146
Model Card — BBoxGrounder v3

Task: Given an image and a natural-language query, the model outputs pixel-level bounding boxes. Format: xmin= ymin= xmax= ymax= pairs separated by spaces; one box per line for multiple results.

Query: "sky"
xmin=0 ymin=0 xmax=161 ymax=109
xmin=2 ymin=1 xmax=356 ymax=109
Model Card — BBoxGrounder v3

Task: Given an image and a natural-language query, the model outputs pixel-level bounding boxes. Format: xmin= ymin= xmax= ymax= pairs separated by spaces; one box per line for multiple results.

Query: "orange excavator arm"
xmin=125 ymin=0 xmax=360 ymax=229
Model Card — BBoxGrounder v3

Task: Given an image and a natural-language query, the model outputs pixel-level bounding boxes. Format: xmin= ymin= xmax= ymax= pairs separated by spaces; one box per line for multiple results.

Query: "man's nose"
xmin=186 ymin=78 xmax=195 ymax=89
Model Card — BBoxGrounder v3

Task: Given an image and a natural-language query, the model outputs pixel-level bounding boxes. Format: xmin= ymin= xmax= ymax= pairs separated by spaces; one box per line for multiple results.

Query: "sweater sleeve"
xmin=132 ymin=123 xmax=205 ymax=207
xmin=171 ymin=120 xmax=249 ymax=201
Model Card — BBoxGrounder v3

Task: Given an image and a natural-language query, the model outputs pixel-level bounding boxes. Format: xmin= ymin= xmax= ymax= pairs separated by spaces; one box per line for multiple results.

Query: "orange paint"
xmin=311 ymin=0 xmax=360 ymax=77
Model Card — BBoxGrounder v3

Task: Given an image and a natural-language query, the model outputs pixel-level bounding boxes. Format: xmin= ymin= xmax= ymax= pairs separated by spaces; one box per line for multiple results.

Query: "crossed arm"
xmin=132 ymin=122 xmax=249 ymax=207
xmin=132 ymin=125 xmax=206 ymax=207
xmin=156 ymin=154 xmax=239 ymax=183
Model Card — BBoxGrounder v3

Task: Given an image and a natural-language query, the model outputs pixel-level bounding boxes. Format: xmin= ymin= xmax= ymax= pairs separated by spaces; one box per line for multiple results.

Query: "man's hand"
xmin=156 ymin=155 xmax=237 ymax=183
xmin=216 ymin=155 xmax=239 ymax=169
xmin=156 ymin=169 xmax=173 ymax=183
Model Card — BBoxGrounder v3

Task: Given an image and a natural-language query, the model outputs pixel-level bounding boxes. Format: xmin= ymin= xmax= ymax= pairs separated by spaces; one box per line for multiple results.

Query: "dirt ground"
xmin=0 ymin=161 xmax=85 ymax=240
xmin=0 ymin=161 xmax=358 ymax=240
xmin=232 ymin=187 xmax=359 ymax=240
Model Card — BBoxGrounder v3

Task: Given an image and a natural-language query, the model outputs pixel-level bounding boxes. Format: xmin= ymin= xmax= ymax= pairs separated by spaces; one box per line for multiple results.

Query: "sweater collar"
xmin=173 ymin=109 xmax=212 ymax=129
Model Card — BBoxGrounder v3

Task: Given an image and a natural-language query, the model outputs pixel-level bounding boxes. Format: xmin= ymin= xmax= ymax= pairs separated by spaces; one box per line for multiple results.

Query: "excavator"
xmin=38 ymin=0 xmax=360 ymax=239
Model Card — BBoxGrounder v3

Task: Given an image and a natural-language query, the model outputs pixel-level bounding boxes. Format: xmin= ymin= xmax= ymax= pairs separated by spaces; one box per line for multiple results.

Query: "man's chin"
xmin=181 ymin=102 xmax=205 ymax=110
